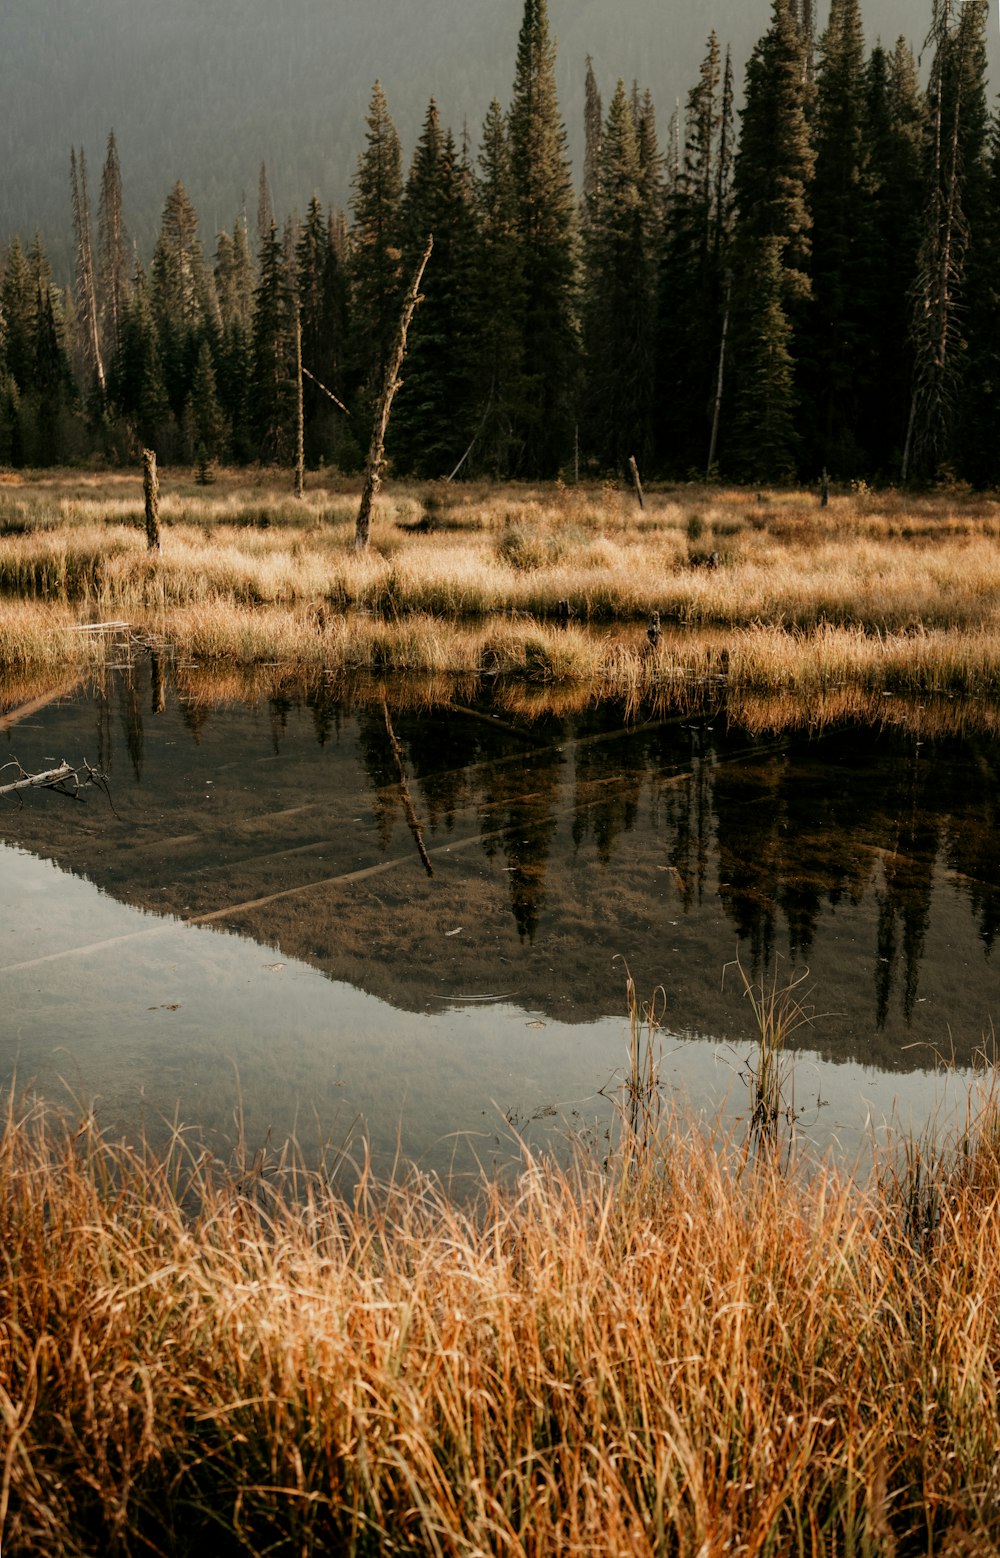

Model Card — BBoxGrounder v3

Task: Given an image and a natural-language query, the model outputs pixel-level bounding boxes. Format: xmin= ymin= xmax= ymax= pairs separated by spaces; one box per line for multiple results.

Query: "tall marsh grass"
xmin=3 ymin=472 xmax=1000 ymax=696
xmin=2 ymin=1072 xmax=1000 ymax=1555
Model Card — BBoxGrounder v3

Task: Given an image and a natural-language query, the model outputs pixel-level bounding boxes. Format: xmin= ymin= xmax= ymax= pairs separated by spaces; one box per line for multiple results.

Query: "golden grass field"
xmin=1 ymin=469 xmax=999 ymax=699
xmin=1 ymin=1057 xmax=999 ymax=1556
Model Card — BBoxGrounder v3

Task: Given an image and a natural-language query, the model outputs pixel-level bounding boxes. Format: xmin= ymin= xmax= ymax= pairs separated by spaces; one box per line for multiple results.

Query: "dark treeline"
xmin=1 ymin=0 xmax=997 ymax=485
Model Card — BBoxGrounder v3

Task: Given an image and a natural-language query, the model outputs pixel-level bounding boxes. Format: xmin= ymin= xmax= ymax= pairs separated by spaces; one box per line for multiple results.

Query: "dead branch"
xmin=302 ymin=366 xmax=351 ymax=417
xmin=0 ymin=758 xmax=113 ymax=806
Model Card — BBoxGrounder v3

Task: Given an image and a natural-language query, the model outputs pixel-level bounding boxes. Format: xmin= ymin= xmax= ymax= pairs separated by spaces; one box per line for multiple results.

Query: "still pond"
xmin=1 ymin=662 xmax=997 ymax=1175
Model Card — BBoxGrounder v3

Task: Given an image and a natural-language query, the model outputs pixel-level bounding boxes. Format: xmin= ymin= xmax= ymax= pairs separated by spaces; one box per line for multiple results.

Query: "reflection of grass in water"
xmin=4 ymin=1051 xmax=1000 ymax=1555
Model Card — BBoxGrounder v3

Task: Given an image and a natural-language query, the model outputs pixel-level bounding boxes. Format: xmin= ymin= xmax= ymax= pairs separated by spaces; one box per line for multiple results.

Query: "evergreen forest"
xmin=2 ymin=0 xmax=998 ymax=487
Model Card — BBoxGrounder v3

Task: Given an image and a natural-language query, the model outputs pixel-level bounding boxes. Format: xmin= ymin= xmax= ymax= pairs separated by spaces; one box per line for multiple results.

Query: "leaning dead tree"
xmin=0 ymin=759 xmax=111 ymax=802
xmin=355 ymin=234 xmax=433 ymax=551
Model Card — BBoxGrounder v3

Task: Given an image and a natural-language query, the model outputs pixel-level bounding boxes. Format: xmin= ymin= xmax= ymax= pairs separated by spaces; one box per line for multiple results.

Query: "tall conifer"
xmin=507 ymin=0 xmax=578 ymax=475
xmin=350 ymin=82 xmax=403 ymax=401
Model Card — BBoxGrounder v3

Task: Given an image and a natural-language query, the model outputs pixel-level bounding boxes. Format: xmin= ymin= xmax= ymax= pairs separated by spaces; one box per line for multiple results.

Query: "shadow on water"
xmin=0 ymin=660 xmax=997 ymax=1167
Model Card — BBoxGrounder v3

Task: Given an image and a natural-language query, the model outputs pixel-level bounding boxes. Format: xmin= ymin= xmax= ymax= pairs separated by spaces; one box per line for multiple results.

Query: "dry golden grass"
xmin=2 ymin=471 xmax=1000 ymax=696
xmin=2 ymin=1070 xmax=1000 ymax=1556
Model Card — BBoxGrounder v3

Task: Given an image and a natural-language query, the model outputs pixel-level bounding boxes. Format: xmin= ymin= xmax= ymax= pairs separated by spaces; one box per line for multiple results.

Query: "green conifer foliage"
xmin=805 ymin=0 xmax=869 ymax=473
xmin=350 ymin=81 xmax=403 ymax=402
xmin=858 ymin=39 xmax=924 ymax=473
xmin=295 ymin=195 xmax=348 ymax=466
xmin=733 ymin=0 xmax=814 ymax=305
xmin=728 ymin=235 xmax=799 ymax=480
xmin=727 ymin=0 xmax=813 ymax=480
xmin=584 ymin=81 xmax=656 ymax=474
xmin=391 ymin=125 xmax=480 ymax=477
xmin=250 ymin=220 xmax=295 ymax=463
xmin=507 ymin=0 xmax=579 ymax=475
xmin=657 ymin=33 xmax=728 ymax=474
xmin=905 ymin=0 xmax=990 ymax=480
xmin=1 ymin=238 xmax=36 ymax=391
xmin=185 ymin=338 xmax=224 ymax=461
xmin=470 ymin=99 xmax=526 ymax=478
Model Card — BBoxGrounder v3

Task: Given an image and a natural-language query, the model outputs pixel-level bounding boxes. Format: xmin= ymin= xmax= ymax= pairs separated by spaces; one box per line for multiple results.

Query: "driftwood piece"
xmin=355 ymin=234 xmax=433 ymax=550
xmin=0 ymin=758 xmax=111 ymax=802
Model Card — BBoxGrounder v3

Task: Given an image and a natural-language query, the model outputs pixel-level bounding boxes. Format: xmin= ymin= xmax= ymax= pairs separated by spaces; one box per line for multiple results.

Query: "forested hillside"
xmin=2 ymin=0 xmax=999 ymax=485
xmin=2 ymin=0 xmax=951 ymax=259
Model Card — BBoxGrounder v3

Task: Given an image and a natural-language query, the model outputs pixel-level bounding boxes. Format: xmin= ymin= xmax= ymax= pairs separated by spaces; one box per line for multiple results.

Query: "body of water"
xmin=1 ymin=664 xmax=996 ymax=1173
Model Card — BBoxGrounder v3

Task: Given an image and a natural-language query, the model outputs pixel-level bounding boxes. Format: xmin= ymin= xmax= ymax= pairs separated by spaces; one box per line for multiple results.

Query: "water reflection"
xmin=1 ymin=664 xmax=997 ymax=1082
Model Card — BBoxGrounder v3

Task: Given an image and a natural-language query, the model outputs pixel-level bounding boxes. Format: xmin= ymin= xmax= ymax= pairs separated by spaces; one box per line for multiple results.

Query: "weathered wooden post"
xmin=820 ymin=467 xmax=829 ymax=507
xmin=628 ymin=454 xmax=645 ymax=511
xmin=142 ymin=448 xmax=160 ymax=552
xmin=355 ymin=234 xmax=433 ymax=551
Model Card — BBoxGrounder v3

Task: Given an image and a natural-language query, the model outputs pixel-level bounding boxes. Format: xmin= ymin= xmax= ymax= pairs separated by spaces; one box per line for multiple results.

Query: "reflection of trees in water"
xmin=267 ymin=695 xmax=294 ymax=756
xmin=305 ymin=681 xmax=342 ymax=748
xmin=356 ymin=711 xmax=402 ymax=850
xmin=570 ymin=712 xmax=644 ymax=866
xmin=479 ymin=744 xmax=565 ymax=943
xmin=652 ymin=725 xmax=712 ymax=911
xmin=118 ymin=671 xmax=144 ymax=784
xmin=314 ymin=688 xmax=996 ymax=1011
xmin=943 ymin=737 xmax=1000 ymax=955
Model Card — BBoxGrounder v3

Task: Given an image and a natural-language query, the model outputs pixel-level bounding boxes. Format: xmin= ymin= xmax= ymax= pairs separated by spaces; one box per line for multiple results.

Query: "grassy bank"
xmin=1 ymin=1074 xmax=999 ymax=1555
xmin=1 ymin=471 xmax=1000 ymax=695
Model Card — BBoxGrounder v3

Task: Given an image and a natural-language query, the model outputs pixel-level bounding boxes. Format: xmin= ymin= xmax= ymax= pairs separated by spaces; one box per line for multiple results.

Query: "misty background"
xmin=5 ymin=0 xmax=982 ymax=275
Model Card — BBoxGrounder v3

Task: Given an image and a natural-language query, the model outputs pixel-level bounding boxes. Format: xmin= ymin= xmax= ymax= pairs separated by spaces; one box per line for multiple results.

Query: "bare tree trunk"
xmin=143 ymin=449 xmax=161 ymax=552
xmin=707 ymin=279 xmax=731 ymax=477
xmin=355 ymin=235 xmax=433 ymax=551
xmin=294 ymin=309 xmax=305 ymax=499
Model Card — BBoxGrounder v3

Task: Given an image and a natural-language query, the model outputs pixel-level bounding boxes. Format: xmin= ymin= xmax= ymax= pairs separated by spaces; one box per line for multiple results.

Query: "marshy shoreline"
xmin=1 ymin=470 xmax=999 ymax=706
xmin=3 ymin=470 xmax=1000 ymax=1553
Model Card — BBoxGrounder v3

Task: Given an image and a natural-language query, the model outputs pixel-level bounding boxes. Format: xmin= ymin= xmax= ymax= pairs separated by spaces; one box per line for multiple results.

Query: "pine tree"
xmin=507 ymin=0 xmax=579 ymax=475
xmin=110 ymin=261 xmax=171 ymax=451
xmin=0 ymin=238 xmax=35 ymax=391
xmin=733 ymin=0 xmax=814 ymax=304
xmin=214 ymin=217 xmax=255 ymax=460
xmin=904 ymin=0 xmax=990 ymax=480
xmin=97 ymin=129 xmax=128 ymax=362
xmin=582 ymin=57 xmax=603 ymax=220
xmin=250 ymin=220 xmax=295 ymax=462
xmin=256 ymin=163 xmax=274 ymax=258
xmin=860 ymin=39 xmax=924 ymax=472
xmin=658 ymin=33 xmax=728 ymax=474
xmin=391 ymin=125 xmax=480 ymax=476
xmin=728 ymin=235 xmax=799 ymax=480
xmin=471 ymin=99 xmax=526 ymax=477
xmin=727 ymin=0 xmax=814 ymax=479
xmin=584 ymin=81 xmax=656 ymax=473
xmin=350 ymin=82 xmax=403 ymax=402
xmin=184 ymin=338 xmax=224 ymax=460
xmin=296 ymin=195 xmax=348 ymax=465
xmin=150 ymin=182 xmax=218 ymax=419
xmin=803 ymin=0 xmax=869 ymax=473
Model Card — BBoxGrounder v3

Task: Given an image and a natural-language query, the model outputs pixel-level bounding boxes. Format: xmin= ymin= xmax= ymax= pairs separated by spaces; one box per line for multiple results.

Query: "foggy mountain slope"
xmin=2 ymin=0 xmax=991 ymax=266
